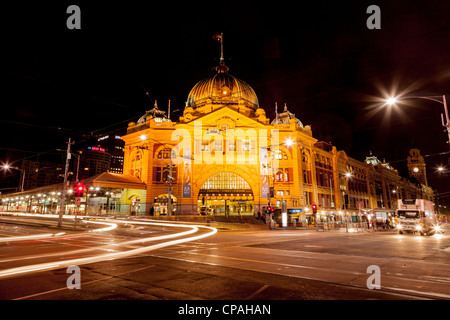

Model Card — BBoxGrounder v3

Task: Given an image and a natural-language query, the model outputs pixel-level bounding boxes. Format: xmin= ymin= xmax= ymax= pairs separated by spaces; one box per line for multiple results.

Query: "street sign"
xmin=75 ymin=197 xmax=81 ymax=205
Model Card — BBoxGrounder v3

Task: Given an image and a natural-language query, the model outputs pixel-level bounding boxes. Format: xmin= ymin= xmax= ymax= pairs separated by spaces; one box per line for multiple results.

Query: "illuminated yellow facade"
xmin=121 ymin=59 xmax=435 ymax=222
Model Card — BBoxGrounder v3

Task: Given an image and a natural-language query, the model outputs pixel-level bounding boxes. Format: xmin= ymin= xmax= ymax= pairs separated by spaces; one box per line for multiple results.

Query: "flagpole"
xmin=220 ymin=32 xmax=224 ymax=64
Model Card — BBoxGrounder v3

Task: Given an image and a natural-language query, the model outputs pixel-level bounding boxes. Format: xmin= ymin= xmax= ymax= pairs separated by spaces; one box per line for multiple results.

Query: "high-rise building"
xmin=95 ymin=134 xmax=125 ymax=174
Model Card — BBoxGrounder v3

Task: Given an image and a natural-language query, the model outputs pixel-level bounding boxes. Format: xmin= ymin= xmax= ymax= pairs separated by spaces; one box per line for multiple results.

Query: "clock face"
xmin=221 ymin=123 xmax=230 ymax=132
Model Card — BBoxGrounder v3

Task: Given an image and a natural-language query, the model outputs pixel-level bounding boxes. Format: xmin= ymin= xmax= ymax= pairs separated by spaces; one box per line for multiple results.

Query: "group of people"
xmin=370 ymin=218 xmax=393 ymax=229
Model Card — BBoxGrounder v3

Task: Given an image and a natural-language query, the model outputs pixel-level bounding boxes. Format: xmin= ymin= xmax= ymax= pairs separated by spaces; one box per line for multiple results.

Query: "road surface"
xmin=0 ymin=214 xmax=449 ymax=301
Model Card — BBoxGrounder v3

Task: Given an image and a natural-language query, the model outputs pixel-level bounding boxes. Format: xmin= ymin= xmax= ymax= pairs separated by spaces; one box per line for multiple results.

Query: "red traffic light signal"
xmin=312 ymin=204 xmax=317 ymax=214
xmin=75 ymin=183 xmax=84 ymax=196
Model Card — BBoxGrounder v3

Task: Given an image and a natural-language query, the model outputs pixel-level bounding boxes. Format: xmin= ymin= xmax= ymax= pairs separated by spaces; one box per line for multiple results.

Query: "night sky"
xmin=2 ymin=1 xmax=450 ymax=205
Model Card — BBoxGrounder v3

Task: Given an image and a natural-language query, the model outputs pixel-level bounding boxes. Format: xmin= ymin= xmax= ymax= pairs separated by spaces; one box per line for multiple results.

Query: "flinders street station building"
xmin=0 ymin=50 xmax=436 ymax=227
xmin=120 ymin=56 xmax=435 ymax=225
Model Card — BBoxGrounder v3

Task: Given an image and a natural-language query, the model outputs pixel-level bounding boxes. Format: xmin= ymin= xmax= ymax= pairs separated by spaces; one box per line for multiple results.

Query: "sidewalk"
xmin=0 ymin=213 xmax=91 ymax=232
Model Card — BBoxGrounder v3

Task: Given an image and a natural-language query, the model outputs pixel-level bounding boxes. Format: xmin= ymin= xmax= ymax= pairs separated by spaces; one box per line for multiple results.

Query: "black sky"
xmin=2 ymin=1 xmax=450 ymax=202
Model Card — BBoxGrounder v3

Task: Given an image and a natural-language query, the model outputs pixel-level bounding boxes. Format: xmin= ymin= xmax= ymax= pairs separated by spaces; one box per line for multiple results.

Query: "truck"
xmin=396 ymin=199 xmax=442 ymax=236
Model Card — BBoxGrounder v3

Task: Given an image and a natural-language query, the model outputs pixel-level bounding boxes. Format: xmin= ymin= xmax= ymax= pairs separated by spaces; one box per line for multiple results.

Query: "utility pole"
xmin=441 ymin=95 xmax=450 ymax=151
xmin=167 ymin=149 xmax=175 ymax=218
xmin=58 ymin=138 xmax=73 ymax=228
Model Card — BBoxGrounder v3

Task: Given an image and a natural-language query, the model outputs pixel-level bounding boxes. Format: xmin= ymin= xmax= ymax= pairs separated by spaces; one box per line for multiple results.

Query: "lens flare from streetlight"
xmin=386 ymin=97 xmax=398 ymax=105
xmin=284 ymin=137 xmax=294 ymax=147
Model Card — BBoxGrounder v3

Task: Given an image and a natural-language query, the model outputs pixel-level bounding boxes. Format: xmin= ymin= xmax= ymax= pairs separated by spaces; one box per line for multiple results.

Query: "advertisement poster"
xmin=260 ymin=146 xmax=269 ymax=199
xmin=183 ymin=147 xmax=191 ymax=198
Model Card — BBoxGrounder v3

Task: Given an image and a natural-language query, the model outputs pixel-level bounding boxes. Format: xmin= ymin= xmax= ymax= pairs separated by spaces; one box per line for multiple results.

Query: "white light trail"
xmin=0 ymin=218 xmax=217 ymax=279
xmin=0 ymin=232 xmax=66 ymax=243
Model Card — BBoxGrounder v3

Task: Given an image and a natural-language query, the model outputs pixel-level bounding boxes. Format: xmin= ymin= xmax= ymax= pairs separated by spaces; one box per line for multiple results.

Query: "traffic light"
xmin=265 ymin=205 xmax=273 ymax=214
xmin=75 ymin=183 xmax=84 ymax=196
xmin=312 ymin=204 xmax=317 ymax=214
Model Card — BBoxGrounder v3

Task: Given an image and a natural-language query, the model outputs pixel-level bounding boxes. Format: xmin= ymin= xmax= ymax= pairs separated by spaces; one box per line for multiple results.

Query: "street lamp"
xmin=342 ymin=172 xmax=352 ymax=232
xmin=1 ymin=164 xmax=26 ymax=193
xmin=385 ymin=94 xmax=450 ymax=149
xmin=386 ymin=97 xmax=398 ymax=105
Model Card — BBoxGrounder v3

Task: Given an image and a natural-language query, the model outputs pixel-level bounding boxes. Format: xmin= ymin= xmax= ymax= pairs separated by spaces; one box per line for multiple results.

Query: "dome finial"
xmin=213 ymin=33 xmax=229 ymax=73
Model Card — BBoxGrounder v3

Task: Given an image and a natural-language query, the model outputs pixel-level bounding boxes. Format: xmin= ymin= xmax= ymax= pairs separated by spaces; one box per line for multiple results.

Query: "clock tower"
xmin=407 ymin=148 xmax=428 ymax=186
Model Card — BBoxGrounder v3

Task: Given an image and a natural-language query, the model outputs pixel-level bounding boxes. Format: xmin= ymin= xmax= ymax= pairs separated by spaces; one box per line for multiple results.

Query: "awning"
xmin=81 ymin=172 xmax=147 ymax=190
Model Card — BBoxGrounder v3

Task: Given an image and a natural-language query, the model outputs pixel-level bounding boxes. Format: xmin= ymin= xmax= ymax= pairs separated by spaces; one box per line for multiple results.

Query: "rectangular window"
xmin=156 ymin=167 xmax=162 ymax=182
xmin=201 ymin=141 xmax=209 ymax=151
xmin=242 ymin=140 xmax=250 ymax=151
xmin=215 ymin=140 xmax=223 ymax=151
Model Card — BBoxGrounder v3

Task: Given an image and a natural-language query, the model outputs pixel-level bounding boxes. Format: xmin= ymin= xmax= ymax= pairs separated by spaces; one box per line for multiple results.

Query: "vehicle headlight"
xmin=416 ymin=225 xmax=422 ymax=231
xmin=397 ymin=224 xmax=402 ymax=229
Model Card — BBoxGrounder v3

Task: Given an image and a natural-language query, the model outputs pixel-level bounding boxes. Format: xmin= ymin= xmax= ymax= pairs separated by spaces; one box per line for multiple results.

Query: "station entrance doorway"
xmin=197 ymin=172 xmax=254 ymax=216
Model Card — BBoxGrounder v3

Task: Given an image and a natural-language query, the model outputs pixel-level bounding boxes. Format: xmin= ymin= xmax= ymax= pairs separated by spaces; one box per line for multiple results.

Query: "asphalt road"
xmin=0 ymin=215 xmax=449 ymax=302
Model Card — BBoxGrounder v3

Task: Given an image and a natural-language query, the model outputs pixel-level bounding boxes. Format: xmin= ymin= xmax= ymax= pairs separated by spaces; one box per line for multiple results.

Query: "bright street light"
xmin=1 ymin=163 xmax=25 ymax=192
xmin=386 ymin=97 xmax=398 ymax=105
xmin=384 ymin=94 xmax=450 ymax=149
xmin=284 ymin=137 xmax=294 ymax=147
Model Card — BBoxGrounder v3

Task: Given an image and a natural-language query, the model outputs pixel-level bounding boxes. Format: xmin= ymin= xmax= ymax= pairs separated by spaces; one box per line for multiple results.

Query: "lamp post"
xmin=265 ymin=136 xmax=298 ymax=228
xmin=1 ymin=164 xmax=26 ymax=193
xmin=343 ymin=172 xmax=352 ymax=232
xmin=386 ymin=94 xmax=450 ymax=149
xmin=139 ymin=134 xmax=176 ymax=218
xmin=59 ymin=138 xmax=73 ymax=228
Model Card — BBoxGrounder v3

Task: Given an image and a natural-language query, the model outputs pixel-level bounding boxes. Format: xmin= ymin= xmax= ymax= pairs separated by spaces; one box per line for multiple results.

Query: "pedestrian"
xmin=150 ymin=205 xmax=154 ymax=216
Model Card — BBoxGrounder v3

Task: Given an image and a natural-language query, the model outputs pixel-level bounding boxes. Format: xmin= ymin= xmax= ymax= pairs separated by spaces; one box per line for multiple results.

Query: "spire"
xmin=275 ymin=102 xmax=278 ymax=122
xmin=213 ymin=33 xmax=229 ymax=74
xmin=168 ymin=99 xmax=171 ymax=120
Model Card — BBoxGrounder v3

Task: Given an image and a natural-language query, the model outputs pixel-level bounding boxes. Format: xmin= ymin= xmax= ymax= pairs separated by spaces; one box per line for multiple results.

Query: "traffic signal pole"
xmin=58 ymin=138 xmax=72 ymax=228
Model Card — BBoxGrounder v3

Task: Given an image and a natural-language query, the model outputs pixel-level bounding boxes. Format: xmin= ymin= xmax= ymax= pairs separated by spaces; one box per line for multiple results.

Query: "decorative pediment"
xmin=192 ymin=106 xmax=265 ymax=130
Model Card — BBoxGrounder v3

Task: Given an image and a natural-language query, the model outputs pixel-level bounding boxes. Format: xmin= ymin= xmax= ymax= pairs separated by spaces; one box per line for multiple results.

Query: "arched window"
xmin=274 ymin=150 xmax=288 ymax=160
xmin=157 ymin=148 xmax=172 ymax=159
xmin=130 ymin=150 xmax=143 ymax=178
xmin=162 ymin=169 xmax=170 ymax=182
xmin=276 ymin=170 xmax=284 ymax=182
xmin=200 ymin=172 xmax=251 ymax=191
xmin=302 ymin=151 xmax=310 ymax=164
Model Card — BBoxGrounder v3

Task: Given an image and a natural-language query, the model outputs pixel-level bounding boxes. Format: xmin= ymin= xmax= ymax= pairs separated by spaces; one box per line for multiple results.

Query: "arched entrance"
xmin=128 ymin=195 xmax=141 ymax=216
xmin=154 ymin=194 xmax=177 ymax=216
xmin=197 ymin=172 xmax=254 ymax=216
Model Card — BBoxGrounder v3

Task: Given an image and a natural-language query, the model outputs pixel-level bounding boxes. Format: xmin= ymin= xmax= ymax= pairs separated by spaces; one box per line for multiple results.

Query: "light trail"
xmin=0 ymin=212 xmax=118 ymax=242
xmin=0 ymin=218 xmax=217 ymax=279
xmin=0 ymin=232 xmax=66 ymax=243
xmin=0 ymin=220 xmax=198 ymax=264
